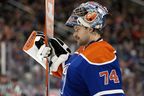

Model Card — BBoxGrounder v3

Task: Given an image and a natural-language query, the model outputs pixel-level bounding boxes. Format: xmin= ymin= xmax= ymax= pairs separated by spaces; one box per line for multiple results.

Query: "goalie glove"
xmin=35 ymin=32 xmax=71 ymax=73
xmin=49 ymin=38 xmax=71 ymax=72
xmin=35 ymin=31 xmax=51 ymax=61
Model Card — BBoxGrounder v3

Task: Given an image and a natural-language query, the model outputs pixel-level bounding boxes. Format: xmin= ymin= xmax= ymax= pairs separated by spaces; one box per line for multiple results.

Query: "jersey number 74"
xmin=99 ymin=69 xmax=120 ymax=85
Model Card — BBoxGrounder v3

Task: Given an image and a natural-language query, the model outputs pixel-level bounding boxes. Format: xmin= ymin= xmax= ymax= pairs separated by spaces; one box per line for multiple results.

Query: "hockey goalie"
xmin=23 ymin=1 xmax=125 ymax=96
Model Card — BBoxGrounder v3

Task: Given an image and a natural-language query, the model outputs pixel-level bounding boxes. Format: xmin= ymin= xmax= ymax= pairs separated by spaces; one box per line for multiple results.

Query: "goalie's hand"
xmin=34 ymin=31 xmax=51 ymax=61
xmin=36 ymin=44 xmax=51 ymax=61
xmin=49 ymin=38 xmax=71 ymax=72
xmin=34 ymin=31 xmax=71 ymax=72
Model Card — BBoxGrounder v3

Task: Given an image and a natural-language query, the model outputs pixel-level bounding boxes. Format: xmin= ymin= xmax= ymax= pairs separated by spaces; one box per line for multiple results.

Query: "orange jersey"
xmin=76 ymin=40 xmax=116 ymax=64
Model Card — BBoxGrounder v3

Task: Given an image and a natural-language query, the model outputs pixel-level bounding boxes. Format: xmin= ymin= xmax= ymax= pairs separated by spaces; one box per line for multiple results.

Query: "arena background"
xmin=0 ymin=0 xmax=144 ymax=96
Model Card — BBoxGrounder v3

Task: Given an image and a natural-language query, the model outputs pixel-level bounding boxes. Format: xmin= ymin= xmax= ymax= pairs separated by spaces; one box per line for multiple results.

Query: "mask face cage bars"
xmin=73 ymin=7 xmax=88 ymax=16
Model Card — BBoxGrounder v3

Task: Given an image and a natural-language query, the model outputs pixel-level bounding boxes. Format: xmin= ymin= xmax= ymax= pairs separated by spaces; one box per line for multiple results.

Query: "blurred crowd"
xmin=0 ymin=0 xmax=144 ymax=96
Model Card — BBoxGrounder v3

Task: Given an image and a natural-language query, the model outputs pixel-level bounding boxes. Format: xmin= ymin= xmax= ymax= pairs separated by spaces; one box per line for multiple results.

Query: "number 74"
xmin=99 ymin=69 xmax=120 ymax=85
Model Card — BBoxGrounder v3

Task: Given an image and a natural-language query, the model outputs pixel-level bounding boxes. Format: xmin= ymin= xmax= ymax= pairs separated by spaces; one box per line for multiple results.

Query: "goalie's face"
xmin=73 ymin=25 xmax=91 ymax=46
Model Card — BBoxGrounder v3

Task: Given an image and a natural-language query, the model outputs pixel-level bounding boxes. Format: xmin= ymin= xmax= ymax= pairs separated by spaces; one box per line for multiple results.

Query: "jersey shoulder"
xmin=81 ymin=41 xmax=116 ymax=65
xmin=75 ymin=46 xmax=85 ymax=53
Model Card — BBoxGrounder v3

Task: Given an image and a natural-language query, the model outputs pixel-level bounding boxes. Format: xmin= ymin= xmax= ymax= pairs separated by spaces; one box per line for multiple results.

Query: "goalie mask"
xmin=65 ymin=1 xmax=108 ymax=30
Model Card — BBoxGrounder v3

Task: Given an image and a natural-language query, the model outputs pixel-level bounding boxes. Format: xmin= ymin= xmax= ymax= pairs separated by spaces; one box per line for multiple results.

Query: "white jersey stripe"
xmin=93 ymin=89 xmax=124 ymax=96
